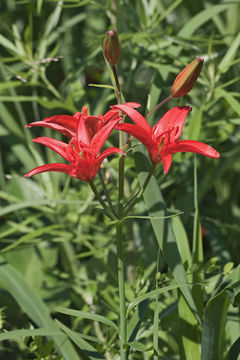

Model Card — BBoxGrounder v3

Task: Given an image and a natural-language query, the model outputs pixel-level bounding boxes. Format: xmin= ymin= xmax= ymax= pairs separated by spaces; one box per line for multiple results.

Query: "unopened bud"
xmin=171 ymin=57 xmax=204 ymax=97
xmin=103 ymin=30 xmax=121 ymax=66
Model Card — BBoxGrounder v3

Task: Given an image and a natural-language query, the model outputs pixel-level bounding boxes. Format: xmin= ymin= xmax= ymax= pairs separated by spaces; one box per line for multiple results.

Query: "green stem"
xmin=192 ymin=154 xmax=199 ymax=258
xmin=146 ymin=94 xmax=173 ymax=119
xmin=111 ymin=64 xmax=122 ymax=105
xmin=118 ymin=155 xmax=125 ymax=216
xmin=153 ymin=245 xmax=161 ymax=359
xmin=116 ymin=223 xmax=126 ymax=360
xmin=123 ymin=163 xmax=155 ymax=216
xmin=98 ymin=170 xmax=118 ymax=219
xmin=89 ymin=181 xmax=115 ymax=220
xmin=40 ymin=66 xmax=62 ymax=99
xmin=192 ymin=154 xmax=204 ymax=318
xmin=111 ymin=58 xmax=127 ymax=359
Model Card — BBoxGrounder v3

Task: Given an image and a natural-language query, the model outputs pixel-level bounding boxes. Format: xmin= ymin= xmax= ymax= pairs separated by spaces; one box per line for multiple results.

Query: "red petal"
xmin=161 ymin=154 xmax=172 ymax=174
xmin=76 ymin=114 xmax=90 ymax=146
xmin=169 ymin=140 xmax=220 ymax=158
xmin=95 ymin=147 xmax=125 ymax=168
xmin=103 ymin=108 xmax=122 ymax=123
xmin=33 ymin=137 xmax=70 ymax=161
xmin=117 ymin=123 xmax=152 ymax=147
xmin=104 ymin=103 xmax=140 ymax=123
xmin=90 ymin=118 xmax=120 ymax=154
xmin=112 ymin=104 xmax=152 ymax=132
xmin=153 ymin=106 xmax=191 ymax=140
xmin=85 ymin=116 xmax=102 ymax=137
xmin=123 ymin=102 xmax=141 ymax=108
xmin=26 ymin=121 xmax=75 ymax=138
xmin=44 ymin=115 xmax=77 ymax=132
xmin=25 ymin=163 xmax=70 ymax=177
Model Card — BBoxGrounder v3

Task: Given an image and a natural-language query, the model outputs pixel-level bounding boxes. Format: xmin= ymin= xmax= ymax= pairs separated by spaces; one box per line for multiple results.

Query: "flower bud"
xmin=103 ymin=30 xmax=121 ymax=65
xmin=171 ymin=57 xmax=204 ymax=97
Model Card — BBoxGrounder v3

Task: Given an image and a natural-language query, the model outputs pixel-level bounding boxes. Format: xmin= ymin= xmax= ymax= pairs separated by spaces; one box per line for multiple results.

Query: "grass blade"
xmin=179 ymin=4 xmax=230 ymax=38
xmin=0 ymin=255 xmax=80 ymax=360
xmin=56 ymin=319 xmax=105 ymax=360
xmin=218 ymin=32 xmax=240 ymax=73
xmin=0 ymin=328 xmax=62 ymax=341
xmin=201 ymin=266 xmax=240 ymax=360
xmin=227 ymin=336 xmax=240 ymax=360
xmin=56 ymin=307 xmax=118 ymax=332
xmin=134 ymin=144 xmax=201 ymax=324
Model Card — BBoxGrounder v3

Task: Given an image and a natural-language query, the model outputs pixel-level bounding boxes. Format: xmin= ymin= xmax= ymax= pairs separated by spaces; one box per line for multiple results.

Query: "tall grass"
xmin=0 ymin=1 xmax=239 ymax=359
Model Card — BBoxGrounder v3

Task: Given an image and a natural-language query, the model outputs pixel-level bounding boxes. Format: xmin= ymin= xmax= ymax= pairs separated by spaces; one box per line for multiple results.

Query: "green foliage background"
xmin=0 ymin=0 xmax=239 ymax=359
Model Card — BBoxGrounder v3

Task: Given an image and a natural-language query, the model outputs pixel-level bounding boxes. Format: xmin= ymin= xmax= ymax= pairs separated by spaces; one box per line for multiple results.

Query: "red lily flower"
xmin=25 ymin=107 xmax=125 ymax=182
xmin=113 ymin=104 xmax=220 ymax=174
xmin=26 ymin=106 xmax=120 ymax=138
xmin=25 ymin=102 xmax=140 ymax=138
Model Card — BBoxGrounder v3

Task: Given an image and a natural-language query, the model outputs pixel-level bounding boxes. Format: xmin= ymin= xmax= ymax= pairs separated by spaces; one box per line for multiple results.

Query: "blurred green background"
xmin=0 ymin=0 xmax=239 ymax=359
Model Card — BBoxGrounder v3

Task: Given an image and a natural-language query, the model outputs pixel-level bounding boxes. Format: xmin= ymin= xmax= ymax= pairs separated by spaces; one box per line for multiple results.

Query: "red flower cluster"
xmin=25 ymin=106 xmax=125 ymax=182
xmin=113 ymin=103 xmax=220 ymax=174
xmin=25 ymin=102 xmax=219 ymax=181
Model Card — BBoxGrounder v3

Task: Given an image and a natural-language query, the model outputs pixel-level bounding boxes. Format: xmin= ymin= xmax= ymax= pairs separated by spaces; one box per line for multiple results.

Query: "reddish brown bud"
xmin=171 ymin=57 xmax=204 ymax=97
xmin=103 ymin=30 xmax=121 ymax=66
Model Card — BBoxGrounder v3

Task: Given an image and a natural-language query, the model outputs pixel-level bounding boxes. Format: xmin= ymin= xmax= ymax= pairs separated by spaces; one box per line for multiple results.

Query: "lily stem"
xmin=123 ymin=163 xmax=156 ymax=217
xmin=153 ymin=245 xmax=161 ymax=359
xmin=116 ymin=223 xmax=127 ymax=360
xmin=146 ymin=94 xmax=173 ymax=119
xmin=89 ymin=181 xmax=115 ymax=220
xmin=112 ymin=64 xmax=122 ymax=105
xmin=111 ymin=61 xmax=127 ymax=359
xmin=98 ymin=170 xmax=118 ymax=219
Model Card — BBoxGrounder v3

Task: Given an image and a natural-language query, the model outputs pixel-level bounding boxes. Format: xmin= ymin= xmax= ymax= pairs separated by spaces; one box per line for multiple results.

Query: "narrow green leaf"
xmin=176 ymin=159 xmax=202 ymax=360
xmin=12 ymin=143 xmax=37 ymax=170
xmin=88 ymin=83 xmax=115 ymax=90
xmin=201 ymin=291 xmax=229 ymax=360
xmin=46 ymin=13 xmax=86 ymax=46
xmin=127 ymin=341 xmax=148 ymax=352
xmin=0 ymin=34 xmax=19 ymax=55
xmin=201 ymin=266 xmax=240 ymax=360
xmin=1 ymin=225 xmax=63 ymax=253
xmin=218 ymin=32 xmax=240 ymax=73
xmin=56 ymin=307 xmax=118 ymax=332
xmin=12 ymin=24 xmax=25 ymax=56
xmin=178 ymin=293 xmax=201 ymax=360
xmin=227 ymin=336 xmax=240 ymax=360
xmin=134 ymin=145 xmax=201 ymax=324
xmin=0 ymin=80 xmax=24 ymax=92
xmin=188 ymin=108 xmax=203 ymax=141
xmin=159 ymin=0 xmax=183 ymax=22
xmin=127 ymin=285 xmax=150 ymax=346
xmin=105 ymin=212 xmax=184 ymax=226
xmin=179 ymin=4 xmax=230 ymax=38
xmin=0 ymin=95 xmax=38 ymax=102
xmin=0 ymin=200 xmax=51 ymax=217
xmin=215 ymin=88 xmax=240 ymax=116
xmin=172 ymin=216 xmax=191 ymax=266
xmin=0 ymin=214 xmax=41 ymax=239
xmin=123 ymin=213 xmax=183 ymax=221
xmin=44 ymin=0 xmax=62 ymax=37
xmin=0 ymin=102 xmax=24 ymax=139
xmin=0 ymin=328 xmax=62 ymax=341
xmin=192 ymin=156 xmax=204 ymax=318
xmin=56 ymin=320 xmax=104 ymax=360
xmin=37 ymin=97 xmax=77 ymax=112
xmin=37 ymin=0 xmax=43 ymax=14
xmin=0 ymin=255 xmax=80 ymax=360
xmin=37 ymin=1 xmax=63 ymax=61
xmin=127 ymin=283 xmax=186 ymax=314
